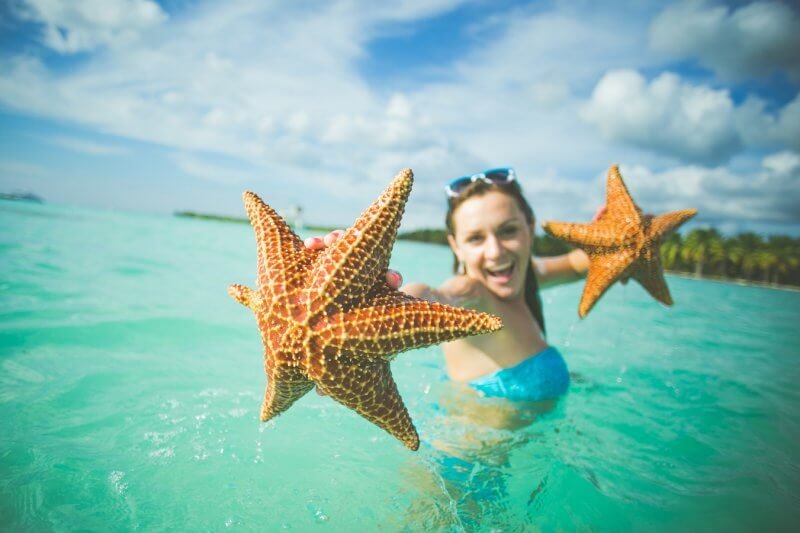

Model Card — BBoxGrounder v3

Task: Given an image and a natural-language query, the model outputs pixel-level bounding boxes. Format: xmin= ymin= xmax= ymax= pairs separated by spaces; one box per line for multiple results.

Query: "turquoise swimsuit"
xmin=467 ymin=346 xmax=569 ymax=401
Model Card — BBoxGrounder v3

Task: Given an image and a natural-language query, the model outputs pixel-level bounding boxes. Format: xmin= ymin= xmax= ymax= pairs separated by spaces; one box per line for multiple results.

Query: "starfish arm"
xmin=242 ymin=191 xmax=316 ymax=301
xmin=629 ymin=251 xmax=673 ymax=306
xmin=259 ymin=362 xmax=314 ymax=422
xmin=647 ymin=209 xmax=698 ymax=240
xmin=605 ymin=164 xmax=642 ymax=226
xmin=228 ymin=283 xmax=260 ymax=309
xmin=307 ymin=169 xmax=413 ymax=309
xmin=578 ymin=248 xmax=636 ymax=318
xmin=314 ymin=297 xmax=502 ymax=361
xmin=313 ymin=360 xmax=420 ymax=450
xmin=543 ymin=220 xmax=634 ymax=249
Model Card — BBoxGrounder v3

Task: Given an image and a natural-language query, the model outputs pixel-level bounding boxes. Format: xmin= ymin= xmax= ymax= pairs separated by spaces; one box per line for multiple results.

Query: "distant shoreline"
xmin=173 ymin=211 xmax=336 ymax=233
xmin=0 ymin=192 xmax=44 ymax=203
xmin=174 ymin=211 xmax=248 ymax=224
xmin=667 ymin=271 xmax=800 ymax=293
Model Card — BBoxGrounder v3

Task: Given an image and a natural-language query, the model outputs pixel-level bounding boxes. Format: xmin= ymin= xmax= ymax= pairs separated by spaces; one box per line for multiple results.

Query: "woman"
xmin=308 ymin=168 xmax=598 ymax=524
xmin=306 ymin=167 xmax=594 ymax=406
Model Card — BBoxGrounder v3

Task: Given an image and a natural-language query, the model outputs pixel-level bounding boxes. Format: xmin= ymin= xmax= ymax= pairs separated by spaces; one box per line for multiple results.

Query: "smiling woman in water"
xmin=307 ymin=168 xmax=601 ymax=414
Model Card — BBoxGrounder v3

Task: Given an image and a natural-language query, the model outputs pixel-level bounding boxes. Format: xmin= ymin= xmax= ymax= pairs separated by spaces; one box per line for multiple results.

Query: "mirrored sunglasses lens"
xmin=484 ymin=169 xmax=512 ymax=183
xmin=447 ymin=177 xmax=473 ymax=195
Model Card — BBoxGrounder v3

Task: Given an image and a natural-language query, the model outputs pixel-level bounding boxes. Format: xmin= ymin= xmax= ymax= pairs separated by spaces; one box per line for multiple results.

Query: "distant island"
xmin=0 ymin=192 xmax=44 ymax=203
xmin=175 ymin=211 xmax=249 ymax=224
xmin=174 ymin=211 xmax=335 ymax=233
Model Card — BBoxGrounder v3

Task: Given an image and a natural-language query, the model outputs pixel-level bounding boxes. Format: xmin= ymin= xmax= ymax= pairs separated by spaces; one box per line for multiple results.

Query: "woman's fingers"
xmin=305 ymin=230 xmax=343 ymax=250
xmin=591 ymin=205 xmax=607 ymax=222
xmin=386 ymin=270 xmax=403 ymax=289
xmin=303 ymin=236 xmax=325 ymax=250
xmin=323 ymin=229 xmax=344 ymax=247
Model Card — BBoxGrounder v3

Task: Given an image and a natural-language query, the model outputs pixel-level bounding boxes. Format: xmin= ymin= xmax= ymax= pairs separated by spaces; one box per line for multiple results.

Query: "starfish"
xmin=228 ymin=169 xmax=502 ymax=450
xmin=543 ymin=164 xmax=697 ymax=318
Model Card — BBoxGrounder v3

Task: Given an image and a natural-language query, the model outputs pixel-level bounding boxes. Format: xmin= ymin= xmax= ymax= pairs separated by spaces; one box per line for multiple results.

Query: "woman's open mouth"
xmin=485 ymin=262 xmax=515 ymax=283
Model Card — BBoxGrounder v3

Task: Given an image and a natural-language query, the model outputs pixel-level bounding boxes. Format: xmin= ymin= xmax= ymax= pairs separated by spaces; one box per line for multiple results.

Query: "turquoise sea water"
xmin=1 ymin=198 xmax=799 ymax=531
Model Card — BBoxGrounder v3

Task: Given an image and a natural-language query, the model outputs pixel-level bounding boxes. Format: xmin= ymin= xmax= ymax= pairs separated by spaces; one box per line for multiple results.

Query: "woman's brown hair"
xmin=444 ymin=180 xmax=546 ymax=335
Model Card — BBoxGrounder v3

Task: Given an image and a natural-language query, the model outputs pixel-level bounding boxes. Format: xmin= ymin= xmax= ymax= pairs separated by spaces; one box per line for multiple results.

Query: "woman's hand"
xmin=303 ymin=230 xmax=403 ymax=289
xmin=592 ymin=205 xmax=607 ymax=222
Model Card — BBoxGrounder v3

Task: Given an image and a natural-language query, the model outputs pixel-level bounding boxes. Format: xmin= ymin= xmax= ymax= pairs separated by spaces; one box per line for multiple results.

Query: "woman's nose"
xmin=484 ymin=234 xmax=503 ymax=258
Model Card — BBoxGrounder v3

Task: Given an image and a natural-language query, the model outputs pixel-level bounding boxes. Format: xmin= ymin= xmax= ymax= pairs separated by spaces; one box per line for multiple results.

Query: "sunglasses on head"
xmin=445 ymin=167 xmax=517 ymax=198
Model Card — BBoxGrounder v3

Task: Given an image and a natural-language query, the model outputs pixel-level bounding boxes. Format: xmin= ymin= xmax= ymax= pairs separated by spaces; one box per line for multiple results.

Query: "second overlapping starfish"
xmin=544 ymin=165 xmax=697 ymax=318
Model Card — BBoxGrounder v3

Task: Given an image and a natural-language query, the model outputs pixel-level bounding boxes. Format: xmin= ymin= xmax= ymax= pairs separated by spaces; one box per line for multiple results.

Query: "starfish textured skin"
xmin=228 ymin=169 xmax=502 ymax=450
xmin=543 ymin=164 xmax=697 ymax=318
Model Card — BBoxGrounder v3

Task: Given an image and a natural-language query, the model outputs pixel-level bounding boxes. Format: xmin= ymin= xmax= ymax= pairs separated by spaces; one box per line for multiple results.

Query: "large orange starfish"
xmin=228 ymin=169 xmax=501 ymax=450
xmin=543 ymin=164 xmax=697 ymax=318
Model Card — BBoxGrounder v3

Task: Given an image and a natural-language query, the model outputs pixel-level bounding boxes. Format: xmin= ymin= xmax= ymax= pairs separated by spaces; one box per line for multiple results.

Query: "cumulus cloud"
xmin=649 ymin=0 xmax=800 ymax=80
xmin=620 ymin=152 xmax=800 ymax=224
xmin=582 ymin=68 xmax=800 ymax=164
xmin=735 ymin=93 xmax=800 ymax=152
xmin=13 ymin=0 xmax=167 ymax=53
xmin=581 ymin=69 xmax=741 ymax=165
xmin=171 ymin=153 xmax=247 ymax=185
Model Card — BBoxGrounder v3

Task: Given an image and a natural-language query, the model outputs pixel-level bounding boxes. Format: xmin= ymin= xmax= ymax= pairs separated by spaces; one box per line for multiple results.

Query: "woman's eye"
xmin=466 ymin=235 xmax=483 ymax=243
xmin=500 ymin=226 xmax=518 ymax=237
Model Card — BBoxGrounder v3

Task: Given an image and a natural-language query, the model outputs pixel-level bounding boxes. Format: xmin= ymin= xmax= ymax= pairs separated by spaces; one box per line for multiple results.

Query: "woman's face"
xmin=448 ymin=190 xmax=534 ymax=300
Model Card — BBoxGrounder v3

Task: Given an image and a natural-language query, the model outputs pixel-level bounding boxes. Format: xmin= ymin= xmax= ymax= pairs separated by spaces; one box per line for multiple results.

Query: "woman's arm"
xmin=535 ymin=205 xmax=604 ymax=288
xmin=534 ymin=249 xmax=590 ymax=288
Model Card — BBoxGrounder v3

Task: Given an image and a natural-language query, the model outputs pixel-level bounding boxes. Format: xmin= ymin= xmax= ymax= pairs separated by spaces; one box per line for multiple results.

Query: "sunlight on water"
xmin=1 ymin=199 xmax=799 ymax=530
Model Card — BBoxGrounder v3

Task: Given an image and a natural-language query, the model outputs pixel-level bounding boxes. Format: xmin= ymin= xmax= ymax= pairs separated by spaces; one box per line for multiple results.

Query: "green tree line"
xmin=661 ymin=229 xmax=800 ymax=286
xmin=399 ymin=228 xmax=800 ymax=287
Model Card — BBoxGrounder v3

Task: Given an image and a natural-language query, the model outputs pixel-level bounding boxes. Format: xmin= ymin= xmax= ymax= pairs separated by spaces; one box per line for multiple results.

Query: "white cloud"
xmin=762 ymin=150 xmax=800 ymax=175
xmin=649 ymin=0 xmax=800 ymax=80
xmin=14 ymin=0 xmax=168 ymax=53
xmin=47 ymin=135 xmax=128 ymax=155
xmin=581 ymin=70 xmax=741 ymax=164
xmin=620 ymin=152 xmax=800 ymax=223
xmin=734 ymin=93 xmax=800 ymax=152
xmin=582 ymin=69 xmax=800 ymax=164
xmin=171 ymin=153 xmax=246 ymax=185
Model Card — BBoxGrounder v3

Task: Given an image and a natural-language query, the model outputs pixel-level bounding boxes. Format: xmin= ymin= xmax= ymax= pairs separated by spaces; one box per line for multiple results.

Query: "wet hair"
xmin=445 ymin=179 xmax=546 ymax=335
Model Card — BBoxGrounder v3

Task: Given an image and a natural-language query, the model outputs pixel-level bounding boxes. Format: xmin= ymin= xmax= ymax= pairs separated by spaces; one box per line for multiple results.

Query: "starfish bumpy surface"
xmin=229 ymin=169 xmax=502 ymax=450
xmin=543 ymin=164 xmax=697 ymax=318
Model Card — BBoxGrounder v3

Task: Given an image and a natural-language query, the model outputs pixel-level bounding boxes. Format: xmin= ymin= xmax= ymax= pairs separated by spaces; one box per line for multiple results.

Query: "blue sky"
xmin=0 ymin=0 xmax=798 ymax=235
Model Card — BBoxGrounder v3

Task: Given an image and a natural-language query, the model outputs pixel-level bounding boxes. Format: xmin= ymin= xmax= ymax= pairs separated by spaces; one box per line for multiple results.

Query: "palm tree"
xmin=766 ymin=236 xmax=800 ymax=284
xmin=754 ymin=249 xmax=779 ymax=283
xmin=682 ymin=228 xmax=724 ymax=277
xmin=728 ymin=232 xmax=763 ymax=280
xmin=660 ymin=232 xmax=683 ymax=271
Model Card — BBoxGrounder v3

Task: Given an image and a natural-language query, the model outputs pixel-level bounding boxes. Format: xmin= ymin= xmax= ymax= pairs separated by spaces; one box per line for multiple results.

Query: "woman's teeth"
xmin=486 ymin=263 xmax=514 ymax=280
